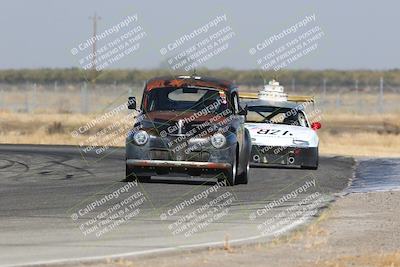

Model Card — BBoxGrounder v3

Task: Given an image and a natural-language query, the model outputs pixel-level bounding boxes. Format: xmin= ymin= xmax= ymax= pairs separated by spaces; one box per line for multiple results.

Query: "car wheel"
xmin=236 ymin=157 xmax=249 ymax=184
xmin=223 ymin=147 xmax=237 ymax=186
xmin=302 ymin=164 xmax=318 ymax=170
xmin=125 ymin=164 xmax=150 ymax=182
xmin=313 ymin=155 xmax=319 ymax=170
xmin=125 ymin=164 xmax=134 ymax=181
xmin=302 ymin=153 xmax=319 ymax=170
xmin=136 ymin=176 xmax=151 ymax=182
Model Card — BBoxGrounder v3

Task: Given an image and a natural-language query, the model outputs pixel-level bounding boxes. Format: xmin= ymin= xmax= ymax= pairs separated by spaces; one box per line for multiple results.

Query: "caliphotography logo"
xmin=0 ymin=1 xmax=399 ymax=267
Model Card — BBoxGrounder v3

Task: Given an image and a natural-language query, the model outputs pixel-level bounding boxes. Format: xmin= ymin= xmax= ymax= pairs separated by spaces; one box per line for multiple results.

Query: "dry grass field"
xmin=0 ymin=110 xmax=399 ymax=157
xmin=0 ymin=83 xmax=399 ymax=157
xmin=318 ymin=113 xmax=400 ymax=157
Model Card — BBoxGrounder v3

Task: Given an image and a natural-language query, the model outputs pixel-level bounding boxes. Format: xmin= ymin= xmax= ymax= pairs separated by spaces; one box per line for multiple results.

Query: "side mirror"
xmin=128 ymin=97 xmax=136 ymax=110
xmin=311 ymin=122 xmax=321 ymax=130
xmin=238 ymin=106 xmax=247 ymax=116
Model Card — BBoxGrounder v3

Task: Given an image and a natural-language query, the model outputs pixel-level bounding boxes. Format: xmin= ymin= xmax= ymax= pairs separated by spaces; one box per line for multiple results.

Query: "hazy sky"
xmin=0 ymin=0 xmax=399 ymax=70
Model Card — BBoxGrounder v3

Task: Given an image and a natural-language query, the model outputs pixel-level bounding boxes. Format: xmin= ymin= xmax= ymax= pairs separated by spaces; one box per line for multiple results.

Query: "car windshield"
xmin=247 ymin=106 xmax=308 ymax=127
xmin=143 ymin=87 xmax=231 ymax=114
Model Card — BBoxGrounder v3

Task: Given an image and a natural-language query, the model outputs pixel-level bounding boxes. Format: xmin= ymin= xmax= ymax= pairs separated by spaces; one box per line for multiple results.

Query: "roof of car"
xmin=145 ymin=75 xmax=236 ymax=92
xmin=246 ymin=99 xmax=305 ymax=110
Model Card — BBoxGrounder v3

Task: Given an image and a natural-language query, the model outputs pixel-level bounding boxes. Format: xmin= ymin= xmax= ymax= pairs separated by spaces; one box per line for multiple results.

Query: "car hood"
xmin=138 ymin=111 xmax=230 ymax=136
xmin=245 ymin=123 xmax=319 ymax=147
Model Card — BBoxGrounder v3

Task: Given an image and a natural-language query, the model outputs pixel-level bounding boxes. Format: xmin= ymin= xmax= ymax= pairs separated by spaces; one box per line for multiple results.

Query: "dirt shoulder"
xmin=1 ymin=112 xmax=400 ymax=157
xmin=89 ymin=191 xmax=400 ymax=267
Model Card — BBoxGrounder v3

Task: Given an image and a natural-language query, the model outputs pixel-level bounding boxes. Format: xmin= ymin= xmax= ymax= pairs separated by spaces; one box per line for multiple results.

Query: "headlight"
xmin=133 ymin=130 xmax=149 ymax=146
xmin=293 ymin=139 xmax=309 ymax=147
xmin=211 ymin=133 xmax=226 ymax=148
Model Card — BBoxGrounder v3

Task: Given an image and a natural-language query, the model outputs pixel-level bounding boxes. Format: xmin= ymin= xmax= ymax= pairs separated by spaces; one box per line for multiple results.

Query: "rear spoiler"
xmin=238 ymin=92 xmax=315 ymax=103
xmin=288 ymin=95 xmax=315 ymax=103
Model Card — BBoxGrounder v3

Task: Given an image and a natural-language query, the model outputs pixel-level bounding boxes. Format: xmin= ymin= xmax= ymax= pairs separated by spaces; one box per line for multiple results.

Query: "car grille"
xmin=252 ymin=145 xmax=291 ymax=156
xmin=149 ymin=150 xmax=171 ymax=160
xmin=149 ymin=149 xmax=210 ymax=162
xmin=186 ymin=151 xmax=210 ymax=162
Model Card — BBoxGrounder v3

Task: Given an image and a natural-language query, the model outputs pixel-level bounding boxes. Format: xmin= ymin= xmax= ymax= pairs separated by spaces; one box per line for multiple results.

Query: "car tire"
xmin=137 ymin=176 xmax=151 ymax=182
xmin=302 ymin=164 xmax=318 ymax=170
xmin=302 ymin=150 xmax=319 ymax=170
xmin=223 ymin=147 xmax=237 ymax=186
xmin=236 ymin=157 xmax=249 ymax=184
xmin=125 ymin=164 xmax=151 ymax=182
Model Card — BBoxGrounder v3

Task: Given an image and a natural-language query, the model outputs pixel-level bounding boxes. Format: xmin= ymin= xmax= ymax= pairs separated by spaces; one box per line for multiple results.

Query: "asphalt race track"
xmin=0 ymin=144 xmax=354 ymax=266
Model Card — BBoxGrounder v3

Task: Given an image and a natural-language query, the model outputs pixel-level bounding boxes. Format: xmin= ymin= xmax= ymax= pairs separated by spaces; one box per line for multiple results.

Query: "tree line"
xmin=1 ymin=68 xmax=399 ymax=87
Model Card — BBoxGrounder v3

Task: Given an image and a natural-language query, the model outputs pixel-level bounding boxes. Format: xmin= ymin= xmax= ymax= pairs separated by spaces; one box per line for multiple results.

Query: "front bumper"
xmin=126 ymin=133 xmax=237 ymax=177
xmin=126 ymin=132 xmax=237 ymax=162
xmin=126 ymin=159 xmax=231 ymax=177
xmin=250 ymin=145 xmax=318 ymax=167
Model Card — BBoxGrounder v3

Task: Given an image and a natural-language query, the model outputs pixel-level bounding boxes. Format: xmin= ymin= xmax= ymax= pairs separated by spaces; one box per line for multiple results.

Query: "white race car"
xmin=241 ymin=80 xmax=321 ymax=169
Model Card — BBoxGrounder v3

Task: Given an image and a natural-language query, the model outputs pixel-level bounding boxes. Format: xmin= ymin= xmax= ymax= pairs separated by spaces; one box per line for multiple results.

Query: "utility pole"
xmin=32 ymin=83 xmax=37 ymax=112
xmin=355 ymin=79 xmax=359 ymax=112
xmin=291 ymin=78 xmax=295 ymax=93
xmin=355 ymin=79 xmax=358 ymax=95
xmin=89 ymin=12 xmax=101 ymax=90
xmin=379 ymin=77 xmax=384 ymax=113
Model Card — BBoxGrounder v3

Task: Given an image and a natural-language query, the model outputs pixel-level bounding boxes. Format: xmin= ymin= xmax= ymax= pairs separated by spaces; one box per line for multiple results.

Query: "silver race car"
xmin=240 ymin=80 xmax=321 ymax=169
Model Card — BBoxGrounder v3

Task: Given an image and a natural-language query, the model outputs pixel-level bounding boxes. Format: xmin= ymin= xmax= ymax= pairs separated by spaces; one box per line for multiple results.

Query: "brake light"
xmin=311 ymin=122 xmax=321 ymax=130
